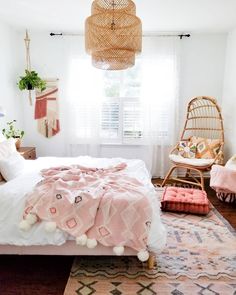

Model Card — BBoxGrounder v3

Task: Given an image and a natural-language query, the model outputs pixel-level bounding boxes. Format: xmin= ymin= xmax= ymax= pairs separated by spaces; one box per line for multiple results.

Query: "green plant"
xmin=2 ymin=120 xmax=25 ymax=139
xmin=18 ymin=70 xmax=46 ymax=92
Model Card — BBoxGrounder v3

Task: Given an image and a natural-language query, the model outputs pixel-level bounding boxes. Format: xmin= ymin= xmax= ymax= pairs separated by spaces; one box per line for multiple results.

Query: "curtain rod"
xmin=49 ymin=32 xmax=191 ymax=39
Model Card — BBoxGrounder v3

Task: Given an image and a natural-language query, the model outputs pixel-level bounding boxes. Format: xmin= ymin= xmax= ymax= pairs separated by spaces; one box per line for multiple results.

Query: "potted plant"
xmin=18 ymin=70 xmax=46 ymax=92
xmin=2 ymin=120 xmax=25 ymax=149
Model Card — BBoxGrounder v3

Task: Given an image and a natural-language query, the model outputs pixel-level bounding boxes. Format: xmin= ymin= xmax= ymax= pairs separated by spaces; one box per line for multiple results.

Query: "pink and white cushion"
xmin=161 ymin=187 xmax=210 ymax=215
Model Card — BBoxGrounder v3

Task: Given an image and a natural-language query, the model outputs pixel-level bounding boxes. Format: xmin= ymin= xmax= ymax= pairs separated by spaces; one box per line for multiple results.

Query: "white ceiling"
xmin=0 ymin=0 xmax=236 ymax=33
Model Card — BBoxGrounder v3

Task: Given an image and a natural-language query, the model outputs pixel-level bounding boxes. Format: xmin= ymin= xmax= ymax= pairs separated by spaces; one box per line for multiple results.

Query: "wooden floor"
xmin=152 ymin=178 xmax=236 ymax=229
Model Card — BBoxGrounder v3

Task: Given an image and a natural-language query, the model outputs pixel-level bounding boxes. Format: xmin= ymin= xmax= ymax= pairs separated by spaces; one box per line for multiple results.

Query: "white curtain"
xmin=64 ymin=36 xmax=180 ymax=178
xmin=140 ymin=37 xmax=180 ymax=177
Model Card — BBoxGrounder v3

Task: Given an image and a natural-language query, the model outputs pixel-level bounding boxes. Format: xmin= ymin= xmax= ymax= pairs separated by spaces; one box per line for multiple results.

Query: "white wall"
xmin=179 ymin=34 xmax=226 ymax=128
xmin=16 ymin=32 xmax=69 ymax=156
xmin=0 ymin=21 xmax=23 ymax=132
xmin=222 ymin=28 xmax=236 ymax=159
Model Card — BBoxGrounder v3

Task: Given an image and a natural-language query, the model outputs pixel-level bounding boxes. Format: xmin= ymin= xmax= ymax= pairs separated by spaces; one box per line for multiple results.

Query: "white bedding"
xmin=0 ymin=156 xmax=166 ymax=254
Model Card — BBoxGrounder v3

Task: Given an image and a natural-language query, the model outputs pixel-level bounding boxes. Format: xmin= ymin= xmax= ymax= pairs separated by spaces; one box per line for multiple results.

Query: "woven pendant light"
xmin=85 ymin=0 xmax=142 ymax=70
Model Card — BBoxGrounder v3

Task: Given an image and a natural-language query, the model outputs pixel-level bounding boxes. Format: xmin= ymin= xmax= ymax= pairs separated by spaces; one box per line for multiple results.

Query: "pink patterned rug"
xmin=64 ymin=196 xmax=236 ymax=294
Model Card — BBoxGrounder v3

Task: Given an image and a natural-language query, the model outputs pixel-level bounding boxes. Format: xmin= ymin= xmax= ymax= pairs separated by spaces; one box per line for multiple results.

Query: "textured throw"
xmin=22 ymin=163 xmax=152 ymax=254
xmin=210 ymin=164 xmax=236 ymax=194
xmin=64 ymin=193 xmax=236 ymax=295
xmin=210 ymin=164 xmax=236 ymax=203
xmin=35 ymin=80 xmax=60 ymax=138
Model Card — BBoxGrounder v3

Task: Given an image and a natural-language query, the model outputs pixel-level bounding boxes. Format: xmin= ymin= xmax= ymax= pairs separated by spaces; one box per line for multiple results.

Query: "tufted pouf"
xmin=161 ymin=187 xmax=210 ymax=215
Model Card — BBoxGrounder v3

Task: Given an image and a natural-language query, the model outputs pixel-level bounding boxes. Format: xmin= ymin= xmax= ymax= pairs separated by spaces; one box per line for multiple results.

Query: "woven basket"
xmin=92 ymin=0 xmax=136 ymax=15
xmin=85 ymin=12 xmax=141 ymax=53
xmin=85 ymin=0 xmax=142 ymax=70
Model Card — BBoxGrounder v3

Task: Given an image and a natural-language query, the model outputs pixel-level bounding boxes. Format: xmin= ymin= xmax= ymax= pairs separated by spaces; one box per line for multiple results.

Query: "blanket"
xmin=210 ymin=164 xmax=236 ymax=193
xmin=19 ymin=163 xmax=152 ymax=261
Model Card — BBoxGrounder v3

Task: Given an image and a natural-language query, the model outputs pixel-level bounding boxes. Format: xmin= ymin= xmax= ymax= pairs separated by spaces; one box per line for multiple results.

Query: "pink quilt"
xmin=20 ymin=163 xmax=152 ymax=261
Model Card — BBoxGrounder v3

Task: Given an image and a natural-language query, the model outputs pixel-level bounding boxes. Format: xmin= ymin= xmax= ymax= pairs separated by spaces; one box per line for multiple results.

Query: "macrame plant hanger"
xmin=24 ymin=30 xmax=32 ymax=105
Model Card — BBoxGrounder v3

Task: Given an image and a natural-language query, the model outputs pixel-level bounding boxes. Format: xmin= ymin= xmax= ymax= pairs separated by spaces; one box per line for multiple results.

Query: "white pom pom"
xmin=86 ymin=238 xmax=97 ymax=249
xmin=113 ymin=246 xmax=125 ymax=256
xmin=137 ymin=250 xmax=149 ymax=262
xmin=76 ymin=234 xmax=87 ymax=246
xmin=45 ymin=221 xmax=57 ymax=233
xmin=19 ymin=220 xmax=31 ymax=232
xmin=25 ymin=213 xmax=37 ymax=225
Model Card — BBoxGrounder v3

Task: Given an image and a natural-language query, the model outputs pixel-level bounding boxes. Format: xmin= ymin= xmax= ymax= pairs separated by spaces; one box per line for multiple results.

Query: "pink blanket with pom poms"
xmin=21 ymin=163 xmax=152 ymax=257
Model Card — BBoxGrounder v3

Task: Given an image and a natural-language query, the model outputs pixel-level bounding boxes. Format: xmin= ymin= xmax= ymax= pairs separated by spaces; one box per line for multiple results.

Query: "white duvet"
xmin=0 ymin=156 xmax=166 ymax=254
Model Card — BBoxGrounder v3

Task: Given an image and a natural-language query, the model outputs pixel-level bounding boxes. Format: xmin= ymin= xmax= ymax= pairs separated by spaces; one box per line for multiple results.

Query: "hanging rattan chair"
xmin=161 ymin=96 xmax=224 ymax=190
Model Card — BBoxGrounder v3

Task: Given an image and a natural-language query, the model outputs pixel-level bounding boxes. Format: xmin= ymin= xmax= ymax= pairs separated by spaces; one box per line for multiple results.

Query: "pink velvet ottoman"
xmin=161 ymin=187 xmax=210 ymax=215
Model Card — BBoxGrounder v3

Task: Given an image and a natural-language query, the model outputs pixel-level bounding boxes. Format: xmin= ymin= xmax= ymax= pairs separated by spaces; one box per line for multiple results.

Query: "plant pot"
xmin=26 ymin=83 xmax=34 ymax=90
xmin=14 ymin=138 xmax=21 ymax=149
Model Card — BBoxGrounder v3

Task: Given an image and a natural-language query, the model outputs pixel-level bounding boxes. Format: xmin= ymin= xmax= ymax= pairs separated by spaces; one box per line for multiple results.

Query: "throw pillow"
xmin=0 ymin=152 xmax=25 ymax=181
xmin=178 ymin=141 xmax=197 ymax=158
xmin=190 ymin=136 xmax=221 ymax=159
xmin=0 ymin=138 xmax=17 ymax=160
xmin=0 ymin=133 xmax=6 ymax=142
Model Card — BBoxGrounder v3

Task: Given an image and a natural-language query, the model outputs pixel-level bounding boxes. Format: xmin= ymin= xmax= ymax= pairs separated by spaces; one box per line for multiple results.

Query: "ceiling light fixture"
xmin=85 ymin=0 xmax=142 ymax=70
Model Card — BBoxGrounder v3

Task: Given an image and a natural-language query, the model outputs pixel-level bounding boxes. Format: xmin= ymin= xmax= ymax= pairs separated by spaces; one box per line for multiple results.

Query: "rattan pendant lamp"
xmin=85 ymin=0 xmax=142 ymax=70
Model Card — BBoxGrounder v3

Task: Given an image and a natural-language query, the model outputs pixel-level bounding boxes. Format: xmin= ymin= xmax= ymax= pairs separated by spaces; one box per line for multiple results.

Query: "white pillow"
xmin=0 ymin=152 xmax=25 ymax=181
xmin=0 ymin=133 xmax=6 ymax=142
xmin=0 ymin=138 xmax=17 ymax=160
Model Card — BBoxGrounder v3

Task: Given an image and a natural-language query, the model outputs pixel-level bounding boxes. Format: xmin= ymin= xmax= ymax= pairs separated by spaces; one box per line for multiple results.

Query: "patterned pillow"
xmin=178 ymin=141 xmax=197 ymax=158
xmin=190 ymin=136 xmax=221 ymax=159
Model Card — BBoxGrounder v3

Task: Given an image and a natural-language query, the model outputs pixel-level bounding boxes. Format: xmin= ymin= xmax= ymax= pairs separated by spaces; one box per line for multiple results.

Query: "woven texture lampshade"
xmin=85 ymin=0 xmax=142 ymax=70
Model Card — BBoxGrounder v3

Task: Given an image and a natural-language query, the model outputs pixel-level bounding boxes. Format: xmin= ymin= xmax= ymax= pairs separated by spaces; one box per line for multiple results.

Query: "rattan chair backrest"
xmin=180 ymin=96 xmax=224 ymax=143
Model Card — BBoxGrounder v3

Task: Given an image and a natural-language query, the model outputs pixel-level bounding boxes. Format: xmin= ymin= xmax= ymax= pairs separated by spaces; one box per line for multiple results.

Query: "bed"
xmin=0 ymin=156 xmax=166 ymax=269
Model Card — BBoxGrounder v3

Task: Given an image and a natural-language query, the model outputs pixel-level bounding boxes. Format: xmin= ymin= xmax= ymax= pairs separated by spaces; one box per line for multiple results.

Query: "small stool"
xmin=161 ymin=187 xmax=210 ymax=215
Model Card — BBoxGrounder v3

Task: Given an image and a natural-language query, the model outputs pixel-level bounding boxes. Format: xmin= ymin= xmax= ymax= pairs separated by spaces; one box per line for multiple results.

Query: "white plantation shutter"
xmin=157 ymin=107 xmax=169 ymax=137
xmin=100 ymin=98 xmax=143 ymax=143
xmin=123 ymin=100 xmax=142 ymax=139
xmin=101 ymin=100 xmax=120 ymax=139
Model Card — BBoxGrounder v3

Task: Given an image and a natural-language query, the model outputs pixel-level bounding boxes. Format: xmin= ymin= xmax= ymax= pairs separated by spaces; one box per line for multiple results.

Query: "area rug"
xmin=64 ymin=191 xmax=236 ymax=295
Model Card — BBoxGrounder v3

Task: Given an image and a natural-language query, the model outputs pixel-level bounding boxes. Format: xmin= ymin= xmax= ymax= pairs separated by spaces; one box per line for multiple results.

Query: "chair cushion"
xmin=169 ymin=154 xmax=214 ymax=167
xmin=161 ymin=187 xmax=210 ymax=215
xmin=190 ymin=136 xmax=221 ymax=159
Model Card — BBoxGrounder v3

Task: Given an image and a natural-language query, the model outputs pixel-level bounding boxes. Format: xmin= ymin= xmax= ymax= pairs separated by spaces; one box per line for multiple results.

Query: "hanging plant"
xmin=18 ymin=70 xmax=46 ymax=92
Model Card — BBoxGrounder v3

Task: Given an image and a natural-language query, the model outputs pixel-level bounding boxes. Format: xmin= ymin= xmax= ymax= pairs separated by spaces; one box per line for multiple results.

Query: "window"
xmin=67 ymin=49 xmax=178 ymax=145
xmin=101 ymin=62 xmax=143 ymax=143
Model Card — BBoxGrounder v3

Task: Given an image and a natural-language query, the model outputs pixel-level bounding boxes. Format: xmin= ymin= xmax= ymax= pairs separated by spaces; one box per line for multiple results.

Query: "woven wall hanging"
xmin=85 ymin=0 xmax=142 ymax=70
